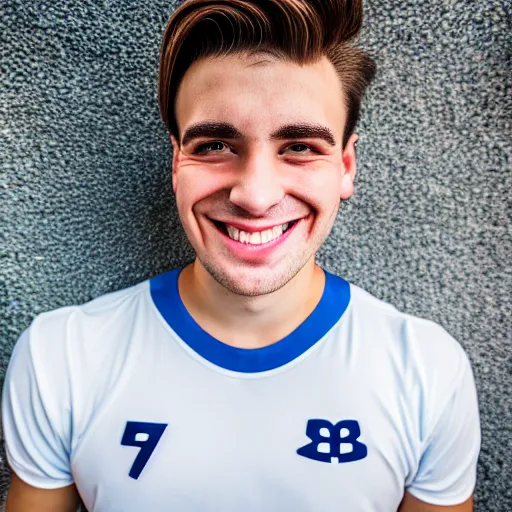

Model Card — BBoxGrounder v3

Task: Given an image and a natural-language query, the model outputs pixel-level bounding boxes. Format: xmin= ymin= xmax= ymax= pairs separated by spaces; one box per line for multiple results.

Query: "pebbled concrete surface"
xmin=1 ymin=0 xmax=511 ymax=510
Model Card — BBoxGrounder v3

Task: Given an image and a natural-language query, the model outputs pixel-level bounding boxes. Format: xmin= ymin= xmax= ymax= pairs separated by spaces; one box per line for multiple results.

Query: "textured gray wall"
xmin=1 ymin=0 xmax=510 ymax=510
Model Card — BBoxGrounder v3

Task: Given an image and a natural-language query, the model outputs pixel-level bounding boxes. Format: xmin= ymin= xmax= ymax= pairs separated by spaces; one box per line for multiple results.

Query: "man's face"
xmin=172 ymin=52 xmax=357 ymax=296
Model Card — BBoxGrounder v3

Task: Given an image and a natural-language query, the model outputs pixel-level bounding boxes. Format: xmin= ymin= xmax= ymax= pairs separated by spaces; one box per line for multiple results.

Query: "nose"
xmin=229 ymin=151 xmax=285 ymax=216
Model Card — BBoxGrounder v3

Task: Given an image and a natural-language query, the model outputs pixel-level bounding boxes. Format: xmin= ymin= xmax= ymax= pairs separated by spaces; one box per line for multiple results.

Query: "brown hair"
xmin=159 ymin=0 xmax=376 ymax=148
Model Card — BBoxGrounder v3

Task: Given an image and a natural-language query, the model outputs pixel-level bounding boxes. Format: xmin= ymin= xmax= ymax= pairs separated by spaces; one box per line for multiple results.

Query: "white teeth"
xmin=225 ymin=222 xmax=293 ymax=244
xmin=226 ymin=225 xmax=239 ymax=241
xmin=249 ymin=232 xmax=261 ymax=244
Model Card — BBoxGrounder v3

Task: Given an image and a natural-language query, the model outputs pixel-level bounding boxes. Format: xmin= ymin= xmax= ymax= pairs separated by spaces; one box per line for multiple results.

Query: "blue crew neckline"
xmin=150 ymin=267 xmax=350 ymax=373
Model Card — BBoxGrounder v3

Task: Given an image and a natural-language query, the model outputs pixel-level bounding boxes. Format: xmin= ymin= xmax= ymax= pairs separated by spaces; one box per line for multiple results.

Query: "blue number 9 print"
xmin=121 ymin=421 xmax=168 ymax=479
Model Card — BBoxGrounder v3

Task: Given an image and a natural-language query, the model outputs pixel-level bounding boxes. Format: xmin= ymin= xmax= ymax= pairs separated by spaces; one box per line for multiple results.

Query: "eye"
xmin=286 ymin=143 xmax=316 ymax=154
xmin=193 ymin=141 xmax=228 ymax=155
xmin=192 ymin=141 xmax=318 ymax=156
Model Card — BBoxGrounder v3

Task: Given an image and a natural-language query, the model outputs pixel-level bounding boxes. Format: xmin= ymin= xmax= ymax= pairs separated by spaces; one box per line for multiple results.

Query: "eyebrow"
xmin=181 ymin=121 xmax=337 ymax=147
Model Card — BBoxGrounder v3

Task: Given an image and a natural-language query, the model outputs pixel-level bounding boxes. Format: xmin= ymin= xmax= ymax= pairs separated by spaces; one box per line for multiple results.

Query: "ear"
xmin=170 ymin=134 xmax=180 ymax=194
xmin=340 ymin=133 xmax=358 ymax=200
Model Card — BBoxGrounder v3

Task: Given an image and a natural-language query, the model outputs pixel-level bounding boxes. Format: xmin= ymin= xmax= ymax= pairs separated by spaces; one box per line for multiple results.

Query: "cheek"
xmin=290 ymin=167 xmax=341 ymax=212
xmin=175 ymin=167 xmax=223 ymax=214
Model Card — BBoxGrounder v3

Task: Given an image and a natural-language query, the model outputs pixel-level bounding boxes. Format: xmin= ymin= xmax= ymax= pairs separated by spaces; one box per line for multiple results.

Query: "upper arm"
xmin=399 ymin=491 xmax=473 ymax=512
xmin=405 ymin=326 xmax=481 ymax=507
xmin=6 ymin=471 xmax=80 ymax=512
xmin=2 ymin=325 xmax=75 ymax=490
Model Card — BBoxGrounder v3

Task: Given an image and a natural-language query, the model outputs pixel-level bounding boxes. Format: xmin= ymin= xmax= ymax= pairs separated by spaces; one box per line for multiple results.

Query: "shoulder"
xmin=24 ymin=278 xmax=151 ymax=361
xmin=4 ymin=279 xmax=156 ymax=453
xmin=7 ymin=278 xmax=152 ymax=399
xmin=32 ymin=278 xmax=150 ymax=336
xmin=348 ymin=280 xmax=468 ymax=369
xmin=343 ymin=279 xmax=478 ymax=452
xmin=344 ymin=280 xmax=473 ymax=415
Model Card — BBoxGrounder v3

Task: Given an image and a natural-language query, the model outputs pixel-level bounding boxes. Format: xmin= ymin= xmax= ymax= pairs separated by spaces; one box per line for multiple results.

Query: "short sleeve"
xmin=1 ymin=324 xmax=74 ymax=489
xmin=406 ymin=349 xmax=481 ymax=506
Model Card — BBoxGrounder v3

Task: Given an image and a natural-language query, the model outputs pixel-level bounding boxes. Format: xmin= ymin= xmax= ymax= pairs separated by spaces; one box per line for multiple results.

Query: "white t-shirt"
xmin=1 ymin=268 xmax=481 ymax=511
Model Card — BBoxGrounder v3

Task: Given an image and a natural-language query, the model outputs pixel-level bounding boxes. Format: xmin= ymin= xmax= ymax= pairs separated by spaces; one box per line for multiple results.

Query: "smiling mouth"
xmin=211 ymin=219 xmax=299 ymax=245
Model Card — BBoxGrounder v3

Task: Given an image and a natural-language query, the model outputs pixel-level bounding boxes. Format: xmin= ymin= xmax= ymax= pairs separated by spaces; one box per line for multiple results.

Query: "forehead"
xmin=174 ymin=53 xmax=346 ymax=142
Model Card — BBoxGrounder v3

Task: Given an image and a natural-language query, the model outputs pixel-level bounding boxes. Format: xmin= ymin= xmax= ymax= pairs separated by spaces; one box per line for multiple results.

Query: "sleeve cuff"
xmin=405 ymin=482 xmax=475 ymax=507
xmin=6 ymin=447 xmax=75 ymax=490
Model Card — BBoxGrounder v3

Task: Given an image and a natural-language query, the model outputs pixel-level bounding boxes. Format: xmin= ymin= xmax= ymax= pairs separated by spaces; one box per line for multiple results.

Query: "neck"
xmin=178 ymin=259 xmax=325 ymax=349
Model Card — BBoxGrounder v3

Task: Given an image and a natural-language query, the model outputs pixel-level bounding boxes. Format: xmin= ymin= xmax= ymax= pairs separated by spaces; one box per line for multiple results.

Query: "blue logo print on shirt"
xmin=297 ymin=419 xmax=368 ymax=463
xmin=121 ymin=421 xmax=168 ymax=479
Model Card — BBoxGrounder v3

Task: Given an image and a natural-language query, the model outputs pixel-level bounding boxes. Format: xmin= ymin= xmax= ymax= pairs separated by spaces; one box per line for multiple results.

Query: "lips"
xmin=230 ymin=222 xmax=294 ymax=244
xmin=211 ymin=219 xmax=299 ymax=245
xmin=204 ymin=214 xmax=308 ymax=262
xmin=208 ymin=215 xmax=309 ymax=255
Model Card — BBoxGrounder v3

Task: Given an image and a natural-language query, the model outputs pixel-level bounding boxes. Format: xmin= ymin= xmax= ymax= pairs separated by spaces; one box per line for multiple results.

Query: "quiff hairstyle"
xmin=159 ymin=0 xmax=376 ymax=148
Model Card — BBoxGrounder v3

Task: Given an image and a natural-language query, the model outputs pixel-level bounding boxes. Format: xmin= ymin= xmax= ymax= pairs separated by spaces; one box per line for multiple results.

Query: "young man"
xmin=2 ymin=0 xmax=480 ymax=511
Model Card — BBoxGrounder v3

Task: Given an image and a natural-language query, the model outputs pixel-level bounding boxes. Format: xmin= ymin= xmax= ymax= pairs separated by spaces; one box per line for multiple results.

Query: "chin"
xmin=198 ymin=257 xmax=306 ymax=297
